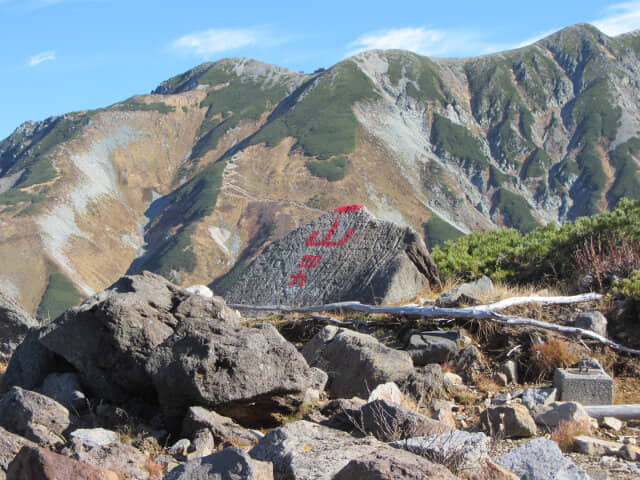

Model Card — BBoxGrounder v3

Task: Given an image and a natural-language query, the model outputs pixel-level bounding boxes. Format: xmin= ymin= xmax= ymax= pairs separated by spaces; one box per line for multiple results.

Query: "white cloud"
xmin=28 ymin=50 xmax=55 ymax=67
xmin=593 ymin=2 xmax=640 ymax=36
xmin=172 ymin=27 xmax=284 ymax=56
xmin=347 ymin=26 xmax=505 ymax=58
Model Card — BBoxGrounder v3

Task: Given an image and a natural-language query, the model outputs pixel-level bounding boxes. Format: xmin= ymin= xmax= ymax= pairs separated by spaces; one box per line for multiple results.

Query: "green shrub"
xmin=492 ymin=188 xmax=540 ymax=233
xmin=305 ymin=157 xmax=348 ymax=181
xmin=430 ymin=114 xmax=488 ymax=171
xmin=145 ymin=225 xmax=197 ymax=277
xmin=114 ymin=99 xmax=175 ymax=114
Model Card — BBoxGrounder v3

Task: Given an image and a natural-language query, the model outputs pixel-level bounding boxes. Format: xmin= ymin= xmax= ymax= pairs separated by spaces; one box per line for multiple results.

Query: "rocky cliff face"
xmin=1 ymin=25 xmax=639 ymax=315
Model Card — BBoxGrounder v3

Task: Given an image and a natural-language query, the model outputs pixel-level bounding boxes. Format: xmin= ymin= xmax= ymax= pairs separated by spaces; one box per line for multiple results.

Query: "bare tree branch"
xmin=229 ymin=293 xmax=640 ymax=355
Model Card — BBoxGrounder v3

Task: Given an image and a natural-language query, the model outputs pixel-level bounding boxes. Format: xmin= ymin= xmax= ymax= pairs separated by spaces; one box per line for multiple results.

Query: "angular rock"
xmin=397 ymin=364 xmax=444 ymax=403
xmin=600 ymin=416 xmax=624 ymax=431
xmin=535 ymin=401 xmax=591 ymax=428
xmin=185 ymin=285 xmax=214 ymax=298
xmin=520 ymin=387 xmax=557 ymax=412
xmin=574 ymin=310 xmax=608 ymax=338
xmin=492 ymin=372 xmax=508 ymax=387
xmin=331 ymin=448 xmax=458 ymax=480
xmin=223 ymin=205 xmax=441 ymax=306
xmin=0 ymin=386 xmax=70 ymax=447
xmin=249 ymin=421 xmax=455 ymax=480
xmin=69 ymin=429 xmax=119 ymax=448
xmin=391 ymin=429 xmax=489 ymax=471
xmin=39 ymin=372 xmax=87 ymax=411
xmin=430 ymin=399 xmax=457 ymax=428
xmin=62 ymin=437 xmax=149 ymax=480
xmin=182 ymin=406 xmax=261 ymax=449
xmin=0 ymin=290 xmax=38 ymax=363
xmin=0 ymin=427 xmax=36 ymax=480
xmin=497 ymin=437 xmax=593 ymax=480
xmin=574 ymin=435 xmax=640 ymax=461
xmin=436 ymin=276 xmax=495 ymax=307
xmin=147 ymin=321 xmax=313 ymax=423
xmin=480 ymin=404 xmax=537 ymax=439
xmin=499 ymin=360 xmax=518 ymax=384
xmin=405 ymin=332 xmax=457 ymax=366
xmin=367 ymin=382 xmax=403 ymax=405
xmin=164 ymin=447 xmax=272 ymax=480
xmin=302 ymin=326 xmax=413 ymax=398
xmin=357 ymin=400 xmax=452 ymax=442
xmin=455 ymin=345 xmax=486 ymax=382
xmin=6 ymin=446 xmax=117 ymax=480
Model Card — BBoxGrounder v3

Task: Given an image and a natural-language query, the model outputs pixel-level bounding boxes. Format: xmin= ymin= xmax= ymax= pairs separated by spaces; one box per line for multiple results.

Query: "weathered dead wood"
xmin=230 ymin=293 xmax=640 ymax=355
xmin=584 ymin=405 xmax=640 ymax=420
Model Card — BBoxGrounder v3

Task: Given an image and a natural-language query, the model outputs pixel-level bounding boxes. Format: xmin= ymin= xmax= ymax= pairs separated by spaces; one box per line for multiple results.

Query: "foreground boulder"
xmin=302 ymin=326 xmax=413 ymax=398
xmin=0 ymin=290 xmax=38 ymax=363
xmin=497 ymin=438 xmax=593 ymax=480
xmin=0 ymin=387 xmax=71 ymax=448
xmin=33 ymin=272 xmax=313 ymax=421
xmin=0 ymin=427 xmax=36 ymax=480
xmin=249 ymin=421 xmax=457 ymax=480
xmin=223 ymin=205 xmax=441 ymax=306
xmin=6 ymin=446 xmax=117 ymax=480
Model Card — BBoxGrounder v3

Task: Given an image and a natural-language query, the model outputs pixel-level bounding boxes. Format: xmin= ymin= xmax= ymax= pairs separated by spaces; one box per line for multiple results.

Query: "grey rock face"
xmin=0 ymin=387 xmax=70 ymax=448
xmin=164 ymin=447 xmax=273 ymax=480
xmin=302 ymin=326 xmax=413 ymax=398
xmin=0 ymin=427 xmax=36 ymax=480
xmin=391 ymin=429 xmax=490 ymax=471
xmin=249 ymin=421 xmax=452 ymax=480
xmin=332 ymin=448 xmax=459 ymax=480
xmin=405 ymin=332 xmax=458 ymax=366
xmin=497 ymin=437 xmax=593 ymax=480
xmin=574 ymin=310 xmax=608 ymax=337
xmin=436 ymin=275 xmax=495 ymax=307
xmin=223 ymin=206 xmax=441 ymax=306
xmin=521 ymin=387 xmax=557 ymax=412
xmin=147 ymin=321 xmax=313 ymax=423
xmin=39 ymin=372 xmax=87 ymax=411
xmin=535 ymin=401 xmax=591 ymax=428
xmin=455 ymin=345 xmax=486 ymax=382
xmin=480 ymin=404 xmax=537 ymax=439
xmin=0 ymin=291 xmax=38 ymax=363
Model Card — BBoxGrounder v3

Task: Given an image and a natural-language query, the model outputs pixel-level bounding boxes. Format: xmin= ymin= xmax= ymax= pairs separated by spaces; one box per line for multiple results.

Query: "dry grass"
xmin=144 ymin=457 xmax=167 ymax=480
xmin=476 ymin=374 xmax=501 ymax=393
xmin=529 ymin=337 xmax=584 ymax=381
xmin=550 ymin=418 xmax=592 ymax=452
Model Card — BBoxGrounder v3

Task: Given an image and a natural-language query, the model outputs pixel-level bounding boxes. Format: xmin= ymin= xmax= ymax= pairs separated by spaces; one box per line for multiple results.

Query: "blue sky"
xmin=1 ymin=0 xmax=640 ymax=140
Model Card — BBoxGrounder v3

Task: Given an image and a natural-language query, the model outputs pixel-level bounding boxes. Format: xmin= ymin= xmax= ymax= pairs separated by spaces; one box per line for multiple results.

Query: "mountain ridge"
xmin=1 ymin=22 xmax=639 ymax=316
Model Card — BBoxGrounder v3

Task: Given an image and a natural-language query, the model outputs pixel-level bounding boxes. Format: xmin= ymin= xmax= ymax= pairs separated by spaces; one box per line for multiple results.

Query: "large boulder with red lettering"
xmin=223 ymin=206 xmax=441 ymax=306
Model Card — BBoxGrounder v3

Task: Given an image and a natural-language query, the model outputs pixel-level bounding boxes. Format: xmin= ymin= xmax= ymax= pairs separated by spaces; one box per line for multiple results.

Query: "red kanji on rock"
xmin=305 ymin=205 xmax=362 ymax=247
xmin=299 ymin=254 xmax=322 ymax=268
xmin=288 ymin=270 xmax=307 ymax=287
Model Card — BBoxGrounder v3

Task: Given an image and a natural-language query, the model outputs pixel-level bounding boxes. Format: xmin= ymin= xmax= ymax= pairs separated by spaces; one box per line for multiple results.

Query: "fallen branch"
xmin=584 ymin=405 xmax=640 ymax=420
xmin=229 ymin=293 xmax=640 ymax=356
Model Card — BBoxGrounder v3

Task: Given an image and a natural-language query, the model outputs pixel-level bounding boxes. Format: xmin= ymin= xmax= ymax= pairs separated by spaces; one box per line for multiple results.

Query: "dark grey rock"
xmin=147 ymin=321 xmax=313 ymax=424
xmin=499 ymin=360 xmax=519 ymax=384
xmin=249 ymin=420 xmax=453 ymax=480
xmin=182 ymin=406 xmax=261 ymax=449
xmin=455 ymin=345 xmax=486 ymax=382
xmin=391 ymin=429 xmax=490 ymax=471
xmin=520 ymin=387 xmax=557 ymax=411
xmin=405 ymin=332 xmax=457 ymax=366
xmin=38 ymin=372 xmax=87 ymax=411
xmin=497 ymin=437 xmax=593 ymax=479
xmin=396 ymin=364 xmax=444 ymax=403
xmin=302 ymin=326 xmax=413 ymax=398
xmin=1 ymin=329 xmax=68 ymax=393
xmin=0 ymin=386 xmax=70 ymax=448
xmin=0 ymin=291 xmax=37 ymax=363
xmin=223 ymin=206 xmax=441 ymax=306
xmin=164 ymin=447 xmax=272 ymax=480
xmin=331 ymin=448 xmax=458 ymax=480
xmin=436 ymin=275 xmax=495 ymax=307
xmin=574 ymin=310 xmax=608 ymax=337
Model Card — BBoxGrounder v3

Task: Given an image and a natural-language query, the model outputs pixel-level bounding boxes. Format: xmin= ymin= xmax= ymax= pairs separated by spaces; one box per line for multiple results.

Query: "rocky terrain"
xmin=1 ymin=268 xmax=639 ymax=479
xmin=1 ymin=23 xmax=640 ymax=317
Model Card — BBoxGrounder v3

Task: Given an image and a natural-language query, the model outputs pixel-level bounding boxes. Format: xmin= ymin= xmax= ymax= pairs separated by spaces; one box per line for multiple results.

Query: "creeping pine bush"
xmin=432 ymin=198 xmax=640 ymax=285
